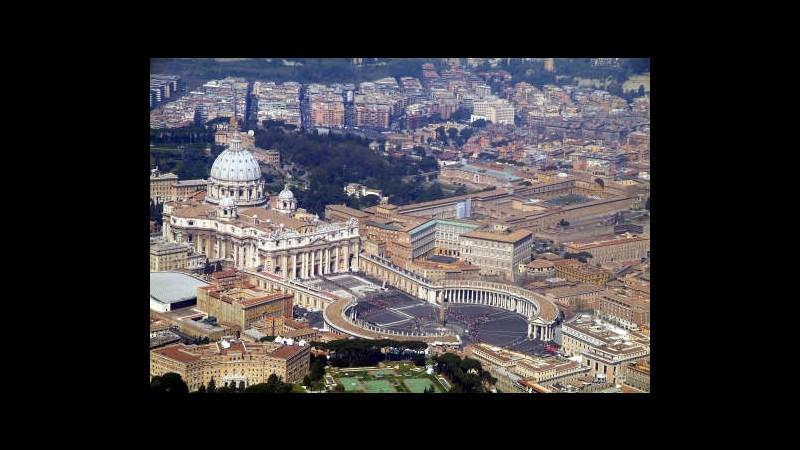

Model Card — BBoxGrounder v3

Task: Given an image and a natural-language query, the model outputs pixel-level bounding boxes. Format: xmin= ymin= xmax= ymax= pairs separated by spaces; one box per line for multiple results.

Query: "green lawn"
xmin=363 ymin=380 xmax=395 ymax=393
xmin=338 ymin=377 xmax=363 ymax=392
xmin=404 ymin=378 xmax=438 ymax=393
xmin=331 ymin=364 xmax=444 ymax=393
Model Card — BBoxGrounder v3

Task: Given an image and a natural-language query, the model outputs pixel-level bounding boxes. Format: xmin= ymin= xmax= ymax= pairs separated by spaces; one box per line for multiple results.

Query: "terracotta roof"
xmin=238 ymin=293 xmax=287 ymax=307
xmin=325 ymin=204 xmax=369 ymax=218
xmin=528 ymin=259 xmax=555 ymax=269
xmin=217 ymin=340 xmax=246 ymax=355
xmin=269 ymin=344 xmax=306 ymax=359
xmin=211 ymin=271 xmax=239 ymax=280
xmin=238 ymin=207 xmax=306 ymax=230
xmin=152 ymin=344 xmax=200 ymax=363
xmin=284 ymin=318 xmax=309 ymax=330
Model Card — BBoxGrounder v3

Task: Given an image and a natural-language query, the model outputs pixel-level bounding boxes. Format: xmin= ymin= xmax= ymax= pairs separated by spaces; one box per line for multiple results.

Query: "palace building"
xmin=150 ymin=339 xmax=310 ymax=390
xmin=161 ymin=133 xmax=360 ymax=277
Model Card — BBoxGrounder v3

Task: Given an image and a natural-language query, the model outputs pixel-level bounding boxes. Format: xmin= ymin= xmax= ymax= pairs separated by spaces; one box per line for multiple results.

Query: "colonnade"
xmin=181 ymin=231 xmax=359 ymax=278
xmin=267 ymin=243 xmax=358 ymax=280
xmin=439 ymin=287 xmax=535 ymax=317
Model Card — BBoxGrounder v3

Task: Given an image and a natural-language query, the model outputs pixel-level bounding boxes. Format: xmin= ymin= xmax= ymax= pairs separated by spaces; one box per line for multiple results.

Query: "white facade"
xmin=150 ymin=297 xmax=171 ymax=313
xmin=163 ymin=202 xmax=361 ymax=278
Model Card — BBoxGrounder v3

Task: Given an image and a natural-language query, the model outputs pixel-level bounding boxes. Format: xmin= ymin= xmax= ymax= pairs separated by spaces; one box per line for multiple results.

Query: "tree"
xmin=565 ymin=251 xmax=593 ymax=261
xmin=303 ymin=375 xmax=312 ymax=387
xmin=238 ymin=381 xmax=246 ymax=392
xmin=638 ymin=84 xmax=646 ymax=97
xmin=447 ymin=127 xmax=458 ymax=142
xmin=150 ymin=372 xmax=189 ymax=394
xmin=149 ymin=200 xmax=164 ymax=226
xmin=265 ymin=373 xmax=280 ymax=392
xmin=244 ymin=383 xmax=271 ymax=393
xmin=197 ymin=384 xmax=206 ymax=393
xmin=333 ymin=384 xmax=345 ymax=393
xmin=454 ymin=186 xmax=468 ymax=196
xmin=203 ymin=258 xmax=211 ymax=275
xmin=435 ymin=126 xmax=446 ymax=143
xmin=207 ymin=377 xmax=216 ymax=393
xmin=216 ymin=386 xmax=233 ymax=393
xmin=150 ymin=377 xmax=165 ymax=393
xmin=607 ymin=80 xmax=622 ymax=97
xmin=450 ymin=107 xmax=471 ymax=122
xmin=457 ymin=128 xmax=473 ymax=148
xmin=215 ymin=261 xmax=222 ymax=272
xmin=559 ymin=219 xmax=570 ymax=226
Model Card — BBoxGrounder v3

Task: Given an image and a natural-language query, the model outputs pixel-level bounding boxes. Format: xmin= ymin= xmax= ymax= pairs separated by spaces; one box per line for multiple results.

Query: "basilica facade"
xmin=161 ymin=134 xmax=360 ymax=278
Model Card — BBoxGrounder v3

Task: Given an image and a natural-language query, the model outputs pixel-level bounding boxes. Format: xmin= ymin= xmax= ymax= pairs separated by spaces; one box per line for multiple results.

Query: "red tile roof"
xmin=269 ymin=344 xmax=306 ymax=359
xmin=152 ymin=344 xmax=200 ymax=363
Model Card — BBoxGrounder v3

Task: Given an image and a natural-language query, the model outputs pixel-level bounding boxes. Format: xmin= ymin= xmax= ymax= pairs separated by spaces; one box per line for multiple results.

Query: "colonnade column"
xmin=334 ymin=247 xmax=339 ymax=273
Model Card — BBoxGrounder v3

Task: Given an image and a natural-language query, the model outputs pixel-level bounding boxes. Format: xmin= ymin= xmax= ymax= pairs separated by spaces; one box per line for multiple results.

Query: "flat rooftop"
xmin=150 ymin=272 xmax=210 ymax=304
xmin=426 ymin=255 xmax=459 ymax=264
xmin=463 ymin=228 xmax=532 ymax=244
xmin=150 ymin=241 xmax=191 ymax=254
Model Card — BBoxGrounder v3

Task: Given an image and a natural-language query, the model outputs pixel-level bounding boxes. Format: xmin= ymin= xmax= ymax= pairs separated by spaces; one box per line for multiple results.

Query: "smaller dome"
xmin=278 ymin=185 xmax=294 ymax=200
xmin=219 ymin=196 xmax=235 ymax=208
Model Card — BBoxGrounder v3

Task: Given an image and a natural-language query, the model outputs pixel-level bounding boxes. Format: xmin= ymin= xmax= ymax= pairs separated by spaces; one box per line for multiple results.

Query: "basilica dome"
xmin=205 ymin=133 xmax=267 ymax=207
xmin=210 ymin=141 xmax=261 ymax=182
xmin=278 ymin=186 xmax=295 ymax=200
